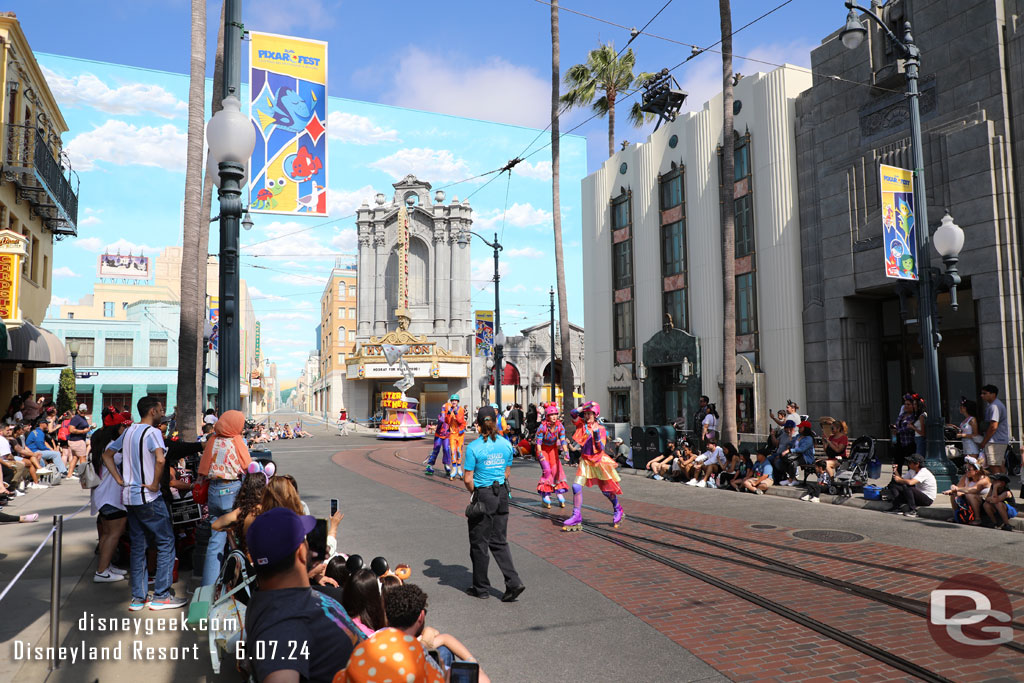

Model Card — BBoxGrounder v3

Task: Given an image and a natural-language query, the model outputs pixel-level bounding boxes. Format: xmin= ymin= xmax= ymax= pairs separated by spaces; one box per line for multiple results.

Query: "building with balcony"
xmin=582 ymin=65 xmax=812 ymax=434
xmin=0 ymin=13 xmax=78 ymax=399
xmin=311 ymin=257 xmax=357 ymax=419
xmin=35 ymin=300 xmax=217 ymax=423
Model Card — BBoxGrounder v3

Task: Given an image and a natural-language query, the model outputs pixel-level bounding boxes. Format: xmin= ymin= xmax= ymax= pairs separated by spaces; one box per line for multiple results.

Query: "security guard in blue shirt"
xmin=463 ymin=405 xmax=525 ymax=602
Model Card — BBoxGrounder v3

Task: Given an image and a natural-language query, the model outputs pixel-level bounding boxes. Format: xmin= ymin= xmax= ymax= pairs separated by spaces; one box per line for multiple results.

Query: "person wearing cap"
xmin=612 ymin=436 xmax=631 ymax=468
xmin=445 ymin=394 xmax=468 ymax=479
xmin=884 ymin=454 xmax=937 ymax=517
xmin=67 ymin=403 xmax=92 ymax=477
xmin=90 ymin=412 xmax=131 ymax=583
xmin=940 ymin=456 xmax=990 ymax=523
xmin=534 ymin=403 xmax=569 ymax=508
xmin=778 ymin=421 xmax=815 ymax=487
xmin=244 ymin=507 xmax=364 ymax=681
xmin=563 ymin=401 xmax=624 ymax=530
xmin=463 ymin=405 xmax=525 ymax=601
xmin=770 ymin=419 xmax=799 ymax=485
xmin=980 ymin=474 xmax=1017 ymax=531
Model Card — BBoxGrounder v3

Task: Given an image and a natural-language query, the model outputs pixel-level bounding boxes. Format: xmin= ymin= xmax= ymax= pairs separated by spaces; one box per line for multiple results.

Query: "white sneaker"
xmin=65 ymin=474 xmax=79 ymax=480
xmin=108 ymin=566 xmax=128 ymax=576
xmin=35 ymin=467 xmax=54 ymax=475
xmin=800 ymin=494 xmax=811 ymax=501
xmin=754 ymin=489 xmax=765 ymax=495
xmin=696 ymin=480 xmax=707 ymax=488
xmin=28 ymin=483 xmax=48 ymax=490
xmin=685 ymin=479 xmax=699 ymax=486
xmin=14 ymin=490 xmax=26 ymax=496
xmin=94 ymin=570 xmax=125 ymax=583
xmin=810 ymin=497 xmax=820 ymax=503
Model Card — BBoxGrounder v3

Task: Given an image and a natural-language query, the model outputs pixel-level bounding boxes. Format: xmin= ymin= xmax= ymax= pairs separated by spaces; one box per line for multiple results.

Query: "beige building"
xmin=0 ymin=13 xmax=75 ymax=399
xmin=311 ymin=258 xmax=357 ymax=418
xmin=57 ymin=247 xmax=260 ymax=414
xmin=583 ymin=65 xmax=811 ymax=434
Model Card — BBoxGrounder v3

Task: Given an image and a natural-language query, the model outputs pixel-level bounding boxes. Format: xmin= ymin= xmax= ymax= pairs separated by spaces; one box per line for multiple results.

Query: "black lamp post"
xmin=206 ymin=0 xmax=254 ymax=414
xmin=457 ymin=229 xmax=503 ymax=405
xmin=67 ymin=340 xmax=79 ymax=377
xmin=840 ymin=3 xmax=965 ymax=490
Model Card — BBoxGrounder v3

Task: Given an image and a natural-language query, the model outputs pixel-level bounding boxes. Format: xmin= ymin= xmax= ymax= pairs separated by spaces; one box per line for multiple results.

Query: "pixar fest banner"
xmin=248 ymin=32 xmax=328 ymax=216
xmin=880 ymin=164 xmax=918 ymax=281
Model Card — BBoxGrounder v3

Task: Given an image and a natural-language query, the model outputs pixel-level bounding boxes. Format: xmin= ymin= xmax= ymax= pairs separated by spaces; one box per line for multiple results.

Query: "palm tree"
xmin=719 ymin=0 xmax=738 ymax=446
xmin=176 ymin=0 xmax=207 ymax=437
xmin=561 ymin=43 xmax=654 ymax=158
xmin=550 ymin=1 xmax=574 ymax=419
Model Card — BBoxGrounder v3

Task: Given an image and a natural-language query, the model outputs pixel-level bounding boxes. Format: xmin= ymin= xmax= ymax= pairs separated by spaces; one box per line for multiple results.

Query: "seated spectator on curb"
xmin=342 ymin=568 xmax=388 ymax=637
xmin=819 ymin=417 xmax=849 ymax=477
xmin=338 ymin=628 xmax=444 ymax=683
xmin=884 ymin=454 xmax=936 ymax=517
xmin=687 ymin=438 xmax=726 ymax=488
xmin=645 ymin=441 xmax=677 ymax=479
xmin=779 ymin=422 xmax=815 ymax=487
xmin=244 ymin=507 xmax=363 ymax=682
xmin=940 ymin=456 xmax=990 ymax=523
xmin=743 ymin=451 xmax=774 ymax=494
xmin=383 ymin=583 xmax=489 ymax=683
xmin=981 ymin=474 xmax=1017 ymax=531
xmin=723 ymin=449 xmax=754 ymax=491
xmin=769 ymin=419 xmax=798 ymax=483
xmin=13 ymin=423 xmax=45 ymax=489
xmin=612 ymin=437 xmax=631 ymax=467
xmin=26 ymin=418 xmax=68 ymax=479
xmin=800 ymin=460 xmax=830 ymax=503
xmin=0 ymin=423 xmax=29 ymax=492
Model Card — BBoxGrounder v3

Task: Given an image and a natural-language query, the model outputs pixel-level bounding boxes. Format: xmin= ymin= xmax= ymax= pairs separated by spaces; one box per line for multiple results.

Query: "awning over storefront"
xmin=5 ymin=323 xmax=69 ymax=368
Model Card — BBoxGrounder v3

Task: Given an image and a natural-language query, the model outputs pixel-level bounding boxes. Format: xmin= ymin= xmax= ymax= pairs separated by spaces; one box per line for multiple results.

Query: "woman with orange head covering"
xmin=198 ymin=410 xmax=252 ymax=586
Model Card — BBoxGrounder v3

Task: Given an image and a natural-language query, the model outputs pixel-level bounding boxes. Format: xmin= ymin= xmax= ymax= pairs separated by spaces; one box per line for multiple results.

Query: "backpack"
xmin=58 ymin=419 xmax=71 ymax=441
xmin=953 ymin=496 xmax=975 ymax=525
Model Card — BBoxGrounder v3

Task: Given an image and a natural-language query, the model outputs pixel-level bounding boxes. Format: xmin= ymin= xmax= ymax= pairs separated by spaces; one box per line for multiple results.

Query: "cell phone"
xmin=449 ymin=661 xmax=480 ymax=683
xmin=330 ymin=498 xmax=338 ymax=516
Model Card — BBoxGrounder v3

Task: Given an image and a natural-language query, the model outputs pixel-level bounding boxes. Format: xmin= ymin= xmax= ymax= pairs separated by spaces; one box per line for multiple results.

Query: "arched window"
xmin=385 ymin=235 xmax=430 ymax=314
xmin=338 ymin=325 xmax=346 ymax=340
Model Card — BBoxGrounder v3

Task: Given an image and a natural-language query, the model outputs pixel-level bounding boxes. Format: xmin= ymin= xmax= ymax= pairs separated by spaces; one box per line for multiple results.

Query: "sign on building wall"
xmin=255 ymin=321 xmax=261 ymax=362
xmin=248 ymin=31 xmax=328 ymax=216
xmin=208 ymin=296 xmax=219 ymax=351
xmin=879 ymin=164 xmax=918 ymax=281
xmin=0 ymin=231 xmax=26 ymax=327
xmin=97 ymin=252 xmax=150 ymax=280
xmin=474 ymin=310 xmax=494 ymax=357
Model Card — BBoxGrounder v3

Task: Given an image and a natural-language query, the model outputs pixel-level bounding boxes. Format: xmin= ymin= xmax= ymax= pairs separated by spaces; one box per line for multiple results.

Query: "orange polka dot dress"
xmin=335 ymin=627 xmax=445 ymax=683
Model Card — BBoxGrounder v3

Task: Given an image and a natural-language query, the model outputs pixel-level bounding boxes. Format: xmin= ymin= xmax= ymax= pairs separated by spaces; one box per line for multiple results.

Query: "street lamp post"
xmin=207 ymin=0 xmax=255 ymax=415
xmin=841 ymin=3 xmax=965 ymax=490
xmin=67 ymin=340 xmax=79 ymax=377
xmin=457 ymin=229 xmax=503 ymax=405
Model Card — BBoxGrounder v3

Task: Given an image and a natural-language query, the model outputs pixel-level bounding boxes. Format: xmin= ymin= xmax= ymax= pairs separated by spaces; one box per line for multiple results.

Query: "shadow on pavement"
xmin=422 ymin=557 xmax=473 ymax=592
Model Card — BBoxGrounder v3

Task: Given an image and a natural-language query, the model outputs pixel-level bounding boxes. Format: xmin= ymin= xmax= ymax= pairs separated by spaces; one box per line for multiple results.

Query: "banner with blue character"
xmin=248 ymin=31 xmax=328 ymax=216
xmin=879 ymin=164 xmax=918 ymax=281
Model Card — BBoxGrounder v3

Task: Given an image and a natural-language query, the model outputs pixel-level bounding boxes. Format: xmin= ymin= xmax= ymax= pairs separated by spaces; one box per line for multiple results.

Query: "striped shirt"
xmin=107 ymin=424 xmax=166 ymax=506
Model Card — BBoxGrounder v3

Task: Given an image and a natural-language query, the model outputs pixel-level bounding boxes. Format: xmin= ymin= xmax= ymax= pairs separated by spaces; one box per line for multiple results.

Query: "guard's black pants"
xmin=468 ymin=482 xmax=522 ymax=592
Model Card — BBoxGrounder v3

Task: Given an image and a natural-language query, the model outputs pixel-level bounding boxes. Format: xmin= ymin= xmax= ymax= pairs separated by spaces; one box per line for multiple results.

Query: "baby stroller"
xmin=187 ymin=548 xmax=257 ymax=677
xmin=831 ymin=436 xmax=874 ymax=496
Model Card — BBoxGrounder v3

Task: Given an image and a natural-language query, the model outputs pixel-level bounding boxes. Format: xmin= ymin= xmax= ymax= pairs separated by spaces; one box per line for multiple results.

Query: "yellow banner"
xmin=249 ymin=32 xmax=327 ymax=84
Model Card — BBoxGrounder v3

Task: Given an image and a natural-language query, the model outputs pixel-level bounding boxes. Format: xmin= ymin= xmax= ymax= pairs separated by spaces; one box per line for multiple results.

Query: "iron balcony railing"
xmin=3 ymin=123 xmax=78 ymax=236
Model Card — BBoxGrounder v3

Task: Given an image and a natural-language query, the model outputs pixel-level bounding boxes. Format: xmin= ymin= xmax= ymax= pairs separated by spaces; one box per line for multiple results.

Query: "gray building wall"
xmin=795 ymin=0 xmax=1024 ymax=435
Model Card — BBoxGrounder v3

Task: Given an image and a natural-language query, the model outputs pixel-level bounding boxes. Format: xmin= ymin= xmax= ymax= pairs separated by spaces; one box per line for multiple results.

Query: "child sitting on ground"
xmin=800 ymin=460 xmax=830 ymax=503
xmin=981 ymin=474 xmax=1017 ymax=531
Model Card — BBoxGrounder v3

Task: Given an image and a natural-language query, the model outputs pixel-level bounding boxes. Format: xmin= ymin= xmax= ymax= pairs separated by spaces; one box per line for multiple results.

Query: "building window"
xmin=349 ymin=285 xmax=356 ymax=298
xmin=104 ymin=338 xmax=133 ymax=367
xmin=30 ymin=236 xmax=39 ymax=282
xmin=661 ymin=220 xmax=685 ymax=276
xmin=659 ymin=172 xmax=683 ymax=210
xmin=611 ymin=391 xmax=631 ymax=423
xmin=66 ymin=337 xmax=94 ymax=365
xmin=614 ymin=300 xmax=634 ymax=351
xmin=67 ymin=312 xmax=74 ymax=319
xmin=338 ymin=353 xmax=345 ymax=365
xmin=734 ymin=136 xmax=750 ymax=181
xmin=349 ymin=308 xmax=355 ymax=318
xmin=735 ymin=194 xmax=754 ymax=258
xmin=338 ymin=326 xmax=346 ymax=340
xmin=103 ymin=302 xmax=114 ymax=318
xmin=663 ymin=289 xmax=687 ymax=331
xmin=612 ymin=241 xmax=632 ymax=290
xmin=736 ymin=273 xmax=758 ymax=336
xmin=612 ymin=196 xmax=630 ymax=230
xmin=149 ymin=339 xmax=168 ymax=367
xmin=348 ymin=330 xmax=356 ymax=342
xmin=338 ymin=282 xmax=345 ymax=297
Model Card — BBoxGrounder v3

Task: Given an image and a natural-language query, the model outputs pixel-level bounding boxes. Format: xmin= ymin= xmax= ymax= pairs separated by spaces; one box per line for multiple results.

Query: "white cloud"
xmin=41 ymin=66 xmax=187 ymax=119
xmin=474 ymin=202 xmax=553 ymax=231
xmin=381 ymin=48 xmax=549 ymax=128
xmin=330 ymin=229 xmax=357 ymax=253
xmin=507 ymin=283 xmax=527 ymax=293
xmin=52 ymin=266 xmax=79 ymax=278
xmin=681 ymin=41 xmax=814 ymax=113
xmin=261 ymin=311 xmax=316 ymax=321
xmin=79 ymin=215 xmax=102 ymax=226
xmin=249 ymin=286 xmax=287 ymax=302
xmin=243 ymin=221 xmax=333 ymax=261
xmin=327 ymin=112 xmax=400 ymax=145
xmin=326 ymin=184 xmax=377 ymax=217
xmin=514 ymin=160 xmax=552 ymax=181
xmin=470 ymin=258 xmax=509 ymax=294
xmin=104 ymin=238 xmax=160 ymax=254
xmin=50 ymin=295 xmax=72 ymax=305
xmin=368 ymin=148 xmax=478 ymax=184
xmin=75 ymin=237 xmax=104 ymax=251
xmin=506 ymin=246 xmax=544 ymax=259
xmin=271 ymin=272 xmax=329 ymax=286
xmin=66 ymin=120 xmax=186 ymax=172
xmin=246 ymin=0 xmax=337 ymax=32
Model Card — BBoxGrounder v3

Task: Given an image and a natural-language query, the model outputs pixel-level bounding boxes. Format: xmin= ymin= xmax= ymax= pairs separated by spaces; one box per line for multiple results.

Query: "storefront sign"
xmin=0 ymin=230 xmax=27 ymax=327
xmin=880 ymin=164 xmax=918 ymax=281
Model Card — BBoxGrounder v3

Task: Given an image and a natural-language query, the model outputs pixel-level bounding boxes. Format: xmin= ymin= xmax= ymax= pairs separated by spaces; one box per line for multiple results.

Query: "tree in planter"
xmin=56 ymin=368 xmax=77 ymax=416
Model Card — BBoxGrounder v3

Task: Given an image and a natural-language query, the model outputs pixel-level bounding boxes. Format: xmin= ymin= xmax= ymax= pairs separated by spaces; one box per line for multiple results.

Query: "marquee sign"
xmin=0 ymin=231 xmax=27 ymax=327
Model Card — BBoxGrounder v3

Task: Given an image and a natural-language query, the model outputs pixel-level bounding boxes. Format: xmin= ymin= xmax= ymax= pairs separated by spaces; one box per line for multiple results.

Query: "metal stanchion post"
xmin=49 ymin=514 xmax=63 ymax=671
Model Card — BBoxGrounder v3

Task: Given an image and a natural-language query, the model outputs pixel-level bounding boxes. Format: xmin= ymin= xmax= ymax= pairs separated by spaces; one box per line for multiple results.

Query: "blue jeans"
xmin=126 ymin=498 xmax=175 ymax=600
xmin=36 ymin=450 xmax=67 ymax=475
xmin=201 ymin=479 xmax=242 ymax=586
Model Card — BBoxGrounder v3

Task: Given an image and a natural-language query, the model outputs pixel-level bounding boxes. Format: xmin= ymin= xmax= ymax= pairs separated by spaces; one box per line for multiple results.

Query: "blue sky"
xmin=13 ymin=1 xmax=847 ymax=381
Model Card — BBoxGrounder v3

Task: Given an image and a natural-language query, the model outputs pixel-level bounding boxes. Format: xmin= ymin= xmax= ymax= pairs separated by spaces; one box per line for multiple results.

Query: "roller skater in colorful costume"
xmin=445 ymin=395 xmax=468 ymax=480
xmin=535 ymin=404 xmax=569 ymax=508
xmin=424 ymin=407 xmax=452 ymax=476
xmin=562 ymin=401 xmax=624 ymax=531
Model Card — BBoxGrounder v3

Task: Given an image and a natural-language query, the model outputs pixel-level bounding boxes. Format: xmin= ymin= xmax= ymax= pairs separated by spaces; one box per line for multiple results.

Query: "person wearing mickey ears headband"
xmin=462 ymin=405 xmax=525 ymax=602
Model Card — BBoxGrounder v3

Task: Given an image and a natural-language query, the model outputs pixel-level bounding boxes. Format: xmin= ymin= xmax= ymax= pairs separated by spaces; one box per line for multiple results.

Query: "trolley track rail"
xmin=363 ymin=447 xmax=1016 ymax=682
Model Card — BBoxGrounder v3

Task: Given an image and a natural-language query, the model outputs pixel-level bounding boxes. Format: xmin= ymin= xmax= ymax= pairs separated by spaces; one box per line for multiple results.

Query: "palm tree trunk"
xmin=607 ymin=90 xmax=616 ymax=158
xmin=550 ymin=1 xmax=575 ymax=416
xmin=176 ymin=0 xmax=206 ymax=437
xmin=719 ymin=0 xmax=738 ymax=445
xmin=195 ymin=2 xmax=226 ymax=422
